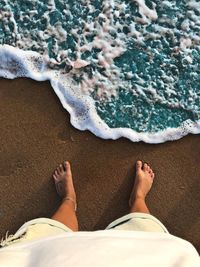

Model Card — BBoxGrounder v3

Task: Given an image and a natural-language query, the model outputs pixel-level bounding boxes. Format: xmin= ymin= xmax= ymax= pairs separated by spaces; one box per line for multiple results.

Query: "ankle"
xmin=62 ymin=196 xmax=77 ymax=212
xmin=129 ymin=194 xmax=145 ymax=209
xmin=134 ymin=191 xmax=146 ymax=200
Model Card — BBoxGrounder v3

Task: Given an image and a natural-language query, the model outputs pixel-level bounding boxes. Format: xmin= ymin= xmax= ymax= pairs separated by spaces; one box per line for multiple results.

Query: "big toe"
xmin=64 ymin=161 xmax=72 ymax=177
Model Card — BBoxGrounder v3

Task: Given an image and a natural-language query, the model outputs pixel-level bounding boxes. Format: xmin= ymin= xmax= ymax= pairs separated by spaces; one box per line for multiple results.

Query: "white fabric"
xmin=106 ymin=213 xmax=168 ymax=232
xmin=0 ymin=230 xmax=199 ymax=267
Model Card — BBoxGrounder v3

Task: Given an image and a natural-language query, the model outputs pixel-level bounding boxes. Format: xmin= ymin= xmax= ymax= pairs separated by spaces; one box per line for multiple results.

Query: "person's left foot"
xmin=53 ymin=161 xmax=76 ymax=204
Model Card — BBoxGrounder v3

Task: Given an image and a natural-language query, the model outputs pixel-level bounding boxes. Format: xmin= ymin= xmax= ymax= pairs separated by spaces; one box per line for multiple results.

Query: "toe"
xmin=148 ymin=164 xmax=153 ymax=172
xmin=53 ymin=174 xmax=58 ymax=181
xmin=151 ymin=172 xmax=155 ymax=179
xmin=66 ymin=161 xmax=72 ymax=175
xmin=143 ymin=163 xmax=148 ymax=171
xmin=136 ymin=160 xmax=142 ymax=171
xmin=59 ymin=164 xmax=64 ymax=173
xmin=148 ymin=165 xmax=154 ymax=175
xmin=66 ymin=161 xmax=71 ymax=173
xmin=55 ymin=169 xmax=59 ymax=176
xmin=56 ymin=166 xmax=61 ymax=174
xmin=64 ymin=161 xmax=68 ymax=171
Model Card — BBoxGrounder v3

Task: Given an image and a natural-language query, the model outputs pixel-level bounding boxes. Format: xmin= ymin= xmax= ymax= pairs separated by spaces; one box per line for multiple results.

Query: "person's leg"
xmin=51 ymin=161 xmax=78 ymax=231
xmin=129 ymin=160 xmax=155 ymax=214
xmin=106 ymin=161 xmax=167 ymax=232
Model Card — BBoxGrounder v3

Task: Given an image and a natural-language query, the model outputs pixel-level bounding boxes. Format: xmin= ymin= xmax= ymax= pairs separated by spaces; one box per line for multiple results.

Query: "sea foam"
xmin=0 ymin=0 xmax=200 ymax=143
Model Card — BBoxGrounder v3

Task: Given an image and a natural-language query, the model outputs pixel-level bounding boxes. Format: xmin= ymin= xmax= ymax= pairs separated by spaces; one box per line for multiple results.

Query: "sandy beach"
xmin=0 ymin=77 xmax=199 ymax=252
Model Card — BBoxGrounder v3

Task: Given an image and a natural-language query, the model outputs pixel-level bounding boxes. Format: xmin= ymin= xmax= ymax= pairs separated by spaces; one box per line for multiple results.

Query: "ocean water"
xmin=0 ymin=0 xmax=200 ymax=143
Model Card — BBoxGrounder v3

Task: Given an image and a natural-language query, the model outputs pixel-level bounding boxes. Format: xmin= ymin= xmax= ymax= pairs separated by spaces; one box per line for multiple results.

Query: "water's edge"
xmin=1 ymin=44 xmax=200 ymax=143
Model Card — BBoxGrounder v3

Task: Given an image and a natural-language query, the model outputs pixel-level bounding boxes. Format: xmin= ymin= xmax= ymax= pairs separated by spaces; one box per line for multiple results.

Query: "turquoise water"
xmin=0 ymin=0 xmax=200 ymax=141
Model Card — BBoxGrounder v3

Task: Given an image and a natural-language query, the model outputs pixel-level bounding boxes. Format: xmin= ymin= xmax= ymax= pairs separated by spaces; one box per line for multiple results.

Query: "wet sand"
xmin=0 ymin=77 xmax=199 ymax=252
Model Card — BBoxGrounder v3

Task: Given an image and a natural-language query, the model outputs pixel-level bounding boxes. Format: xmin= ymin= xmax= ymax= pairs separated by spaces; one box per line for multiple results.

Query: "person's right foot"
xmin=129 ymin=160 xmax=155 ymax=207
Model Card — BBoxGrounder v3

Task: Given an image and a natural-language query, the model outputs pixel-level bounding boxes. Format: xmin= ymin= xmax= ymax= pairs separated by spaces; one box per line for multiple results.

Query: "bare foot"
xmin=129 ymin=160 xmax=155 ymax=207
xmin=53 ymin=161 xmax=76 ymax=205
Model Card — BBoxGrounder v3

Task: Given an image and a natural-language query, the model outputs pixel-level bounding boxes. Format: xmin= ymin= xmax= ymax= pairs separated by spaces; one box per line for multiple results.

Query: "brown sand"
xmin=0 ymin=77 xmax=200 ymax=253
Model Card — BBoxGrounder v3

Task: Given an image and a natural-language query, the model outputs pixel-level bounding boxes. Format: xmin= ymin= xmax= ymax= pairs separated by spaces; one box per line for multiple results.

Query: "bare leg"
xmin=129 ymin=161 xmax=155 ymax=214
xmin=51 ymin=161 xmax=78 ymax=231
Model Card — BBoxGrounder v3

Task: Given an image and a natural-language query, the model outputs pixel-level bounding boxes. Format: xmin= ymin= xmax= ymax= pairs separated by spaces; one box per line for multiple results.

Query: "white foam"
xmin=133 ymin=0 xmax=158 ymax=23
xmin=0 ymin=44 xmax=200 ymax=144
